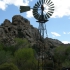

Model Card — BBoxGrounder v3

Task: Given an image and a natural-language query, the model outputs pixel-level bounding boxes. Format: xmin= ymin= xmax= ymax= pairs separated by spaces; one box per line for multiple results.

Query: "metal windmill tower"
xmin=20 ymin=0 xmax=54 ymax=70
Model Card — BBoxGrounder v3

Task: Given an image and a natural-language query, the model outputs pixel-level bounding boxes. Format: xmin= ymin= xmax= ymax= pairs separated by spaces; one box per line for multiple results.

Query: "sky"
xmin=0 ymin=0 xmax=70 ymax=44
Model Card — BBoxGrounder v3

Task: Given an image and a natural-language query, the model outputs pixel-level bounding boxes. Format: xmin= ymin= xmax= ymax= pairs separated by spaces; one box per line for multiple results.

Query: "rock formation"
xmin=0 ymin=15 xmax=40 ymax=46
xmin=0 ymin=15 xmax=63 ymax=48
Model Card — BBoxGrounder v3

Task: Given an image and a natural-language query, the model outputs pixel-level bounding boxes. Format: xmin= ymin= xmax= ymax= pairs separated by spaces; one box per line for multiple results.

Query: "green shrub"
xmin=0 ymin=63 xmax=19 ymax=70
xmin=14 ymin=48 xmax=37 ymax=70
xmin=3 ymin=38 xmax=31 ymax=54
xmin=54 ymin=46 xmax=70 ymax=69
xmin=54 ymin=46 xmax=67 ymax=62
xmin=62 ymin=60 xmax=70 ymax=67
xmin=14 ymin=38 xmax=31 ymax=49
xmin=0 ymin=50 xmax=14 ymax=64
xmin=0 ymin=43 xmax=4 ymax=50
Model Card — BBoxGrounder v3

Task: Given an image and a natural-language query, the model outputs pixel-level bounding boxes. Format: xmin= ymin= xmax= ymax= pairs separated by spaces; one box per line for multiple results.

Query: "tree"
xmin=53 ymin=45 xmax=67 ymax=70
xmin=14 ymin=48 xmax=37 ymax=70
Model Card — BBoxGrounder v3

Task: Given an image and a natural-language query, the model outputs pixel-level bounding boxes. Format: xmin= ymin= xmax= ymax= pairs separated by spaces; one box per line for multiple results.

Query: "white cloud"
xmin=63 ymin=32 xmax=66 ymax=34
xmin=26 ymin=9 xmax=33 ymax=18
xmin=62 ymin=41 xmax=70 ymax=44
xmin=63 ymin=32 xmax=70 ymax=34
xmin=67 ymin=32 xmax=70 ymax=34
xmin=30 ymin=0 xmax=33 ymax=1
xmin=27 ymin=0 xmax=70 ymax=18
xmin=51 ymin=0 xmax=70 ymax=18
xmin=1 ymin=0 xmax=70 ymax=18
xmin=0 ymin=0 xmax=32 ymax=10
xmin=51 ymin=32 xmax=61 ymax=37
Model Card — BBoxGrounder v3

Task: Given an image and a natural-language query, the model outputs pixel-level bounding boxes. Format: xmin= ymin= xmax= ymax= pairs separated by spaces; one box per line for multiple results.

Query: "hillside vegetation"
xmin=0 ymin=38 xmax=70 ymax=70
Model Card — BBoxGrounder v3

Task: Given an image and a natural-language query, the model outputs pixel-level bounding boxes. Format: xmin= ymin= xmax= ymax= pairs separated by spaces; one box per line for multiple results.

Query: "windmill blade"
xmin=47 ymin=0 xmax=52 ymax=5
xmin=49 ymin=8 xmax=54 ymax=11
xmin=49 ymin=6 xmax=54 ymax=9
xmin=33 ymin=8 xmax=37 ymax=12
xmin=46 ymin=0 xmax=54 ymax=7
xmin=42 ymin=0 xmax=43 ymax=4
xmin=48 ymin=4 xmax=54 ymax=7
xmin=49 ymin=3 xmax=54 ymax=6
xmin=34 ymin=14 xmax=40 ymax=20
xmin=48 ymin=2 xmax=54 ymax=7
xmin=42 ymin=0 xmax=45 ymax=4
xmin=33 ymin=6 xmax=38 ymax=9
xmin=46 ymin=0 xmax=48 ymax=4
xmin=33 ymin=9 xmax=40 ymax=20
xmin=33 ymin=11 xmax=38 ymax=16
xmin=43 ymin=0 xmax=45 ymax=3
xmin=37 ymin=1 xmax=40 ymax=7
xmin=49 ymin=5 xmax=54 ymax=8
xmin=48 ymin=11 xmax=54 ymax=14
xmin=36 ymin=14 xmax=40 ymax=20
xmin=47 ymin=0 xmax=51 ymax=5
xmin=49 ymin=7 xmax=54 ymax=10
xmin=48 ymin=10 xmax=54 ymax=15
xmin=20 ymin=6 xmax=30 ymax=13
xmin=35 ymin=3 xmax=39 ymax=8
xmin=39 ymin=0 xmax=42 ymax=5
xmin=44 ymin=15 xmax=48 ymax=20
xmin=44 ymin=11 xmax=51 ymax=18
xmin=49 ymin=2 xmax=53 ymax=5
xmin=43 ymin=15 xmax=46 ymax=20
xmin=46 ymin=13 xmax=50 ymax=18
xmin=33 ymin=8 xmax=38 ymax=12
xmin=45 ymin=1 xmax=54 ymax=8
xmin=47 ymin=12 xmax=52 ymax=16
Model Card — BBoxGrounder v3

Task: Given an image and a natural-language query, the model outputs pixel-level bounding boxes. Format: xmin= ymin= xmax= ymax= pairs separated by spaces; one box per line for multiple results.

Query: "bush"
xmin=14 ymin=38 xmax=31 ymax=49
xmin=3 ymin=38 xmax=31 ymax=54
xmin=54 ymin=45 xmax=70 ymax=69
xmin=14 ymin=48 xmax=37 ymax=70
xmin=0 ymin=50 xmax=14 ymax=64
xmin=54 ymin=46 xmax=67 ymax=63
xmin=62 ymin=60 xmax=70 ymax=68
xmin=0 ymin=63 xmax=19 ymax=70
xmin=0 ymin=43 xmax=4 ymax=50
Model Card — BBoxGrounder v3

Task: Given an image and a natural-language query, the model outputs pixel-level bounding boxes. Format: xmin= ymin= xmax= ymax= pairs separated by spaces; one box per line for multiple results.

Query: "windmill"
xmin=20 ymin=0 xmax=54 ymax=70
xmin=20 ymin=0 xmax=54 ymax=38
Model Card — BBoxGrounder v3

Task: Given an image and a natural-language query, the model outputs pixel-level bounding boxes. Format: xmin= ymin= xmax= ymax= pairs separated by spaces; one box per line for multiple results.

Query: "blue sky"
xmin=0 ymin=0 xmax=70 ymax=44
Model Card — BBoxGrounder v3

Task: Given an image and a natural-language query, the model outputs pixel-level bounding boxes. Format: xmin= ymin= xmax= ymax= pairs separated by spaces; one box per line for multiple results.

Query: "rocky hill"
xmin=0 ymin=15 xmax=64 ymax=49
